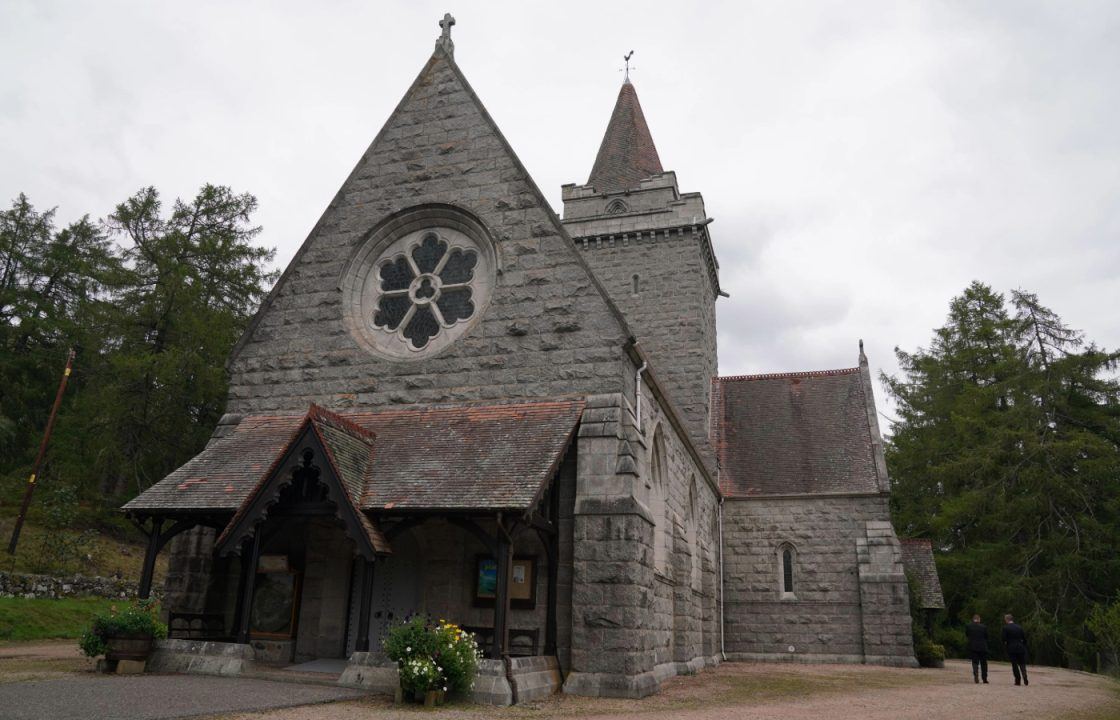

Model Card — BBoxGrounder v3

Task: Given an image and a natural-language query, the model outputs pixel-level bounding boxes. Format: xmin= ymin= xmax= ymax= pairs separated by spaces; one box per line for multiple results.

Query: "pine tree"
xmin=58 ymin=185 xmax=277 ymax=497
xmin=886 ymin=281 xmax=1120 ymax=667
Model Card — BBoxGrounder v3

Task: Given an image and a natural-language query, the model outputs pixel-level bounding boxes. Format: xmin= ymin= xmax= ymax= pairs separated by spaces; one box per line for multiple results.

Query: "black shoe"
xmin=983 ymin=679 xmax=988 ymax=684
xmin=1015 ymin=681 xmax=1021 ymax=686
xmin=974 ymin=677 xmax=979 ymax=684
xmin=1024 ymin=679 xmax=1028 ymax=686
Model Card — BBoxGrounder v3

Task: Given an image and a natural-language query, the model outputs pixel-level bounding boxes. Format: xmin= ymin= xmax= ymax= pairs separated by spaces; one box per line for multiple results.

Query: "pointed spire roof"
xmin=587 ymin=80 xmax=663 ymax=194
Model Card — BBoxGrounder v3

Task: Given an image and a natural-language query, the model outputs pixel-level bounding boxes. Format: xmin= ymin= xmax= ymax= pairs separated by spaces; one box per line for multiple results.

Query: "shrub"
xmin=915 ymin=637 xmax=946 ymax=667
xmin=383 ymin=615 xmax=481 ymax=697
xmin=78 ymin=599 xmax=167 ymax=658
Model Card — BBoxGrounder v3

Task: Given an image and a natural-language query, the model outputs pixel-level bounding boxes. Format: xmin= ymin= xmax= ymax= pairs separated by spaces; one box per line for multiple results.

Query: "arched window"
xmin=606 ymin=198 xmax=629 ymax=215
xmin=650 ymin=428 xmax=669 ymax=574
xmin=779 ymin=544 xmax=796 ymax=598
xmin=687 ymin=478 xmax=701 ymax=590
xmin=631 ymin=274 xmax=640 ymax=295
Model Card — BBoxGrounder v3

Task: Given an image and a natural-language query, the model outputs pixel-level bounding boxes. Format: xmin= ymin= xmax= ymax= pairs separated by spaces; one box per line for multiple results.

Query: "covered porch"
xmin=122 ymin=399 xmax=582 ymax=703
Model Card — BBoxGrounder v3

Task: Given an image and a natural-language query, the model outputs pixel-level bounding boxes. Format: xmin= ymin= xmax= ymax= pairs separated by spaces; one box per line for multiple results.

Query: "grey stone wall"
xmin=226 ymin=49 xmax=632 ymax=417
xmin=164 ymin=527 xmax=218 ymax=615
xmin=0 ymin=571 xmax=150 ymax=600
xmin=565 ymin=391 xmax=718 ymax=698
xmin=722 ymin=495 xmax=915 ymax=665
xmin=562 ymin=173 xmax=718 ymax=459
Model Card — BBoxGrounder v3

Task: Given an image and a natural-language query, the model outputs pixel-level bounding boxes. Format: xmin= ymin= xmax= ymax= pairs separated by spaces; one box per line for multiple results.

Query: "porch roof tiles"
xmin=123 ymin=397 xmax=585 ymax=514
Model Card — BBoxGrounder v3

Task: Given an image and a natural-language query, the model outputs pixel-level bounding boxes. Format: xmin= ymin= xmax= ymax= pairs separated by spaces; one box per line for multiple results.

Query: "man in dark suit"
xmin=1002 ymin=613 xmax=1029 ymax=686
xmin=965 ymin=614 xmax=989 ymax=683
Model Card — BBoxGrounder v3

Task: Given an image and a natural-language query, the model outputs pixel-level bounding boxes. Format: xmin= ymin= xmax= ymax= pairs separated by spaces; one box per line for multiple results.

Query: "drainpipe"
xmin=634 ymin=360 xmax=648 ymax=432
xmin=718 ymin=496 xmax=726 ymax=661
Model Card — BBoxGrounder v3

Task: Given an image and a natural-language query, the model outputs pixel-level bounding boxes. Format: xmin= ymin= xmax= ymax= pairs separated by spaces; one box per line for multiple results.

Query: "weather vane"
xmin=621 ymin=50 xmax=635 ymax=82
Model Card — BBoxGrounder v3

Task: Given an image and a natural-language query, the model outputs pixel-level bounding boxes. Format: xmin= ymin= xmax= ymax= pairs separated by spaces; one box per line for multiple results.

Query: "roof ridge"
xmin=717 ymin=367 xmax=861 ymax=382
xmin=307 ymin=403 xmax=377 ymax=444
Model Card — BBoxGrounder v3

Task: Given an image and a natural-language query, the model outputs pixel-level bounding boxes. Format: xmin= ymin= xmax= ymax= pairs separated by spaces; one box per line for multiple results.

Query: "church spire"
xmin=586 ymin=78 xmax=663 ymax=194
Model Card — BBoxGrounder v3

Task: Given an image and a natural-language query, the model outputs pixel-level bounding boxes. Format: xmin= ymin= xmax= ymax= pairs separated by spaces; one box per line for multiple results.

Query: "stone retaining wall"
xmin=0 ymin=571 xmax=148 ymax=600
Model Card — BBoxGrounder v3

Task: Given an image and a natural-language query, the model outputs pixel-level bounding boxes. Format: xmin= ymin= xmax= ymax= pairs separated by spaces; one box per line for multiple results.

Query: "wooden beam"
xmin=446 ymin=516 xmax=498 ymax=554
xmin=138 ymin=518 xmax=164 ymax=600
xmin=491 ymin=518 xmax=512 ymax=660
xmin=236 ymin=529 xmax=263 ymax=644
xmin=356 ymin=560 xmax=376 ymax=653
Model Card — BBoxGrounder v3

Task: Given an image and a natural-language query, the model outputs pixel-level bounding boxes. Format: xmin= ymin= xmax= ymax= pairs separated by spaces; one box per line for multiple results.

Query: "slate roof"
xmin=712 ymin=368 xmax=882 ymax=497
xmin=123 ymin=398 xmax=584 ymax=514
xmin=587 ymin=81 xmax=664 ymax=194
xmin=900 ymin=539 xmax=946 ymax=610
xmin=208 ymin=405 xmax=390 ymax=556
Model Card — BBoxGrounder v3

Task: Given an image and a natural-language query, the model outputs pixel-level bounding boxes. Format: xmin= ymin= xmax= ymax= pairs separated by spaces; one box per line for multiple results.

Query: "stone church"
xmin=124 ymin=18 xmax=926 ymax=704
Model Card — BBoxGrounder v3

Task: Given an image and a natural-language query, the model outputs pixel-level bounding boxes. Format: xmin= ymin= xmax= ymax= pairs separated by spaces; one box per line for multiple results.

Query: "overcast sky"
xmin=2 ymin=1 xmax=1118 ymax=424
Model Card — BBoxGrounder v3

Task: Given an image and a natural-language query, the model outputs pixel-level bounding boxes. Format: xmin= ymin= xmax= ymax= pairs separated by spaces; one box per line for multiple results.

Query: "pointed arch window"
xmin=779 ymin=543 xmax=797 ymax=599
xmin=650 ymin=428 xmax=670 ymax=575
xmin=687 ymin=477 xmax=701 ymax=590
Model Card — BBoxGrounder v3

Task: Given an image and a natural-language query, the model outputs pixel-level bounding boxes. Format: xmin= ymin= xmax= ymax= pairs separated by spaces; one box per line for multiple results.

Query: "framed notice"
xmin=474 ymin=555 xmax=536 ymax=610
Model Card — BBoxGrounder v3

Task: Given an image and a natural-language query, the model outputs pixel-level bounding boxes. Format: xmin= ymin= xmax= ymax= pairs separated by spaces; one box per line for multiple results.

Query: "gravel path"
xmin=0 ymin=674 xmax=365 ymax=720
xmin=209 ymin=660 xmax=1120 ymax=720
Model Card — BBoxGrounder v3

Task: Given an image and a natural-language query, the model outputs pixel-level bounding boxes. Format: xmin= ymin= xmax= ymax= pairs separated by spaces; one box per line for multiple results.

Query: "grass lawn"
xmin=0 ymin=597 xmax=118 ymax=643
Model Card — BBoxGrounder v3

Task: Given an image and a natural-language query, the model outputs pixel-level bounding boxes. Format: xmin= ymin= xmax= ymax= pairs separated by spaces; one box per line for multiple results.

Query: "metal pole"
xmin=8 ymin=348 xmax=76 ymax=555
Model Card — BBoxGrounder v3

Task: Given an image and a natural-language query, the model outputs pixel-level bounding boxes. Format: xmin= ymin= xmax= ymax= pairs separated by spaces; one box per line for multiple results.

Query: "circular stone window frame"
xmin=339 ymin=204 xmax=499 ymax=361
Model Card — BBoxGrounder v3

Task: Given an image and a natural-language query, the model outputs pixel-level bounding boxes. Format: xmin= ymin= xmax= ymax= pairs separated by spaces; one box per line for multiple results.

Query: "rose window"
xmin=341 ymin=211 xmax=496 ymax=361
xmin=373 ymin=232 xmax=478 ymax=349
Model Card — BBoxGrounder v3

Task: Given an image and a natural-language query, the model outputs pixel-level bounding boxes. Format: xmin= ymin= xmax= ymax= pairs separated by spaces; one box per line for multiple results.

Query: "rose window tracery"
xmin=341 ymin=209 xmax=495 ymax=361
xmin=373 ymin=232 xmax=479 ymax=349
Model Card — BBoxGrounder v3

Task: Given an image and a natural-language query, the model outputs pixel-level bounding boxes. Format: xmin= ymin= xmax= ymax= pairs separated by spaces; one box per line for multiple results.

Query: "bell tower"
xmin=561 ymin=75 xmax=721 ymax=455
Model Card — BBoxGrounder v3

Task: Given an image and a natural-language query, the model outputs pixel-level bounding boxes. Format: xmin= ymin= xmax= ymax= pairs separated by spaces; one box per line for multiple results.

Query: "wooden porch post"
xmin=236 ymin=530 xmax=263 ymax=644
xmin=138 ymin=517 xmax=164 ymax=600
xmin=356 ymin=559 xmax=376 ymax=653
xmin=492 ymin=520 xmax=512 ymax=660
xmin=544 ymin=535 xmax=559 ymax=655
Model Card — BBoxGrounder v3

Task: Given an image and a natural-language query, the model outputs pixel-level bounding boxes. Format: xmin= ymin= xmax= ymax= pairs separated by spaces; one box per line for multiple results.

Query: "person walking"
xmin=965 ymin=614 xmax=989 ymax=683
xmin=1002 ymin=613 xmax=1029 ymax=686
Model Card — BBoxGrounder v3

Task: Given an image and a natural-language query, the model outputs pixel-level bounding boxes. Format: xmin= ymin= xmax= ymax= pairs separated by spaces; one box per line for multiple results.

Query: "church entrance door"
xmin=346 ymin=528 xmax=423 ymax=656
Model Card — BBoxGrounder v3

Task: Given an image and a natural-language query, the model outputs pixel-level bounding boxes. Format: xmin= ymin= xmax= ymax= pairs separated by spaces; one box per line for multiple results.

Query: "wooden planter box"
xmin=105 ymin=635 xmax=154 ymax=662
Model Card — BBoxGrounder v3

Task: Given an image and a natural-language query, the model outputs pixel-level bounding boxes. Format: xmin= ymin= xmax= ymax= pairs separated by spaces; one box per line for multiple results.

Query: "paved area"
xmin=0 ymin=674 xmax=365 ymax=720
xmin=213 ymin=660 xmax=1120 ymax=720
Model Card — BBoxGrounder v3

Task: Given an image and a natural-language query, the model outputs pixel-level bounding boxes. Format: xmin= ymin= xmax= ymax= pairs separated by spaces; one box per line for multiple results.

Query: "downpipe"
xmin=634 ymin=360 xmax=648 ymax=432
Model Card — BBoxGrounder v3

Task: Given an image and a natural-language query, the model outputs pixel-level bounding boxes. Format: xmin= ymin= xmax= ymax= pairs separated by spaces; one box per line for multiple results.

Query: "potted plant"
xmin=79 ymin=600 xmax=168 ymax=664
xmin=383 ymin=616 xmax=481 ymax=706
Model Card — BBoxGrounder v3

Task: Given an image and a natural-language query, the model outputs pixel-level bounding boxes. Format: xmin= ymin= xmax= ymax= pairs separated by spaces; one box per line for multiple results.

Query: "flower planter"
xmin=105 ymin=635 xmax=154 ymax=662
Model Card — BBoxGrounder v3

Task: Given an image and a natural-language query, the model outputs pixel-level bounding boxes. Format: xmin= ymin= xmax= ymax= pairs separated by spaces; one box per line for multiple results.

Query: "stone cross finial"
xmin=437 ymin=13 xmax=456 ymax=56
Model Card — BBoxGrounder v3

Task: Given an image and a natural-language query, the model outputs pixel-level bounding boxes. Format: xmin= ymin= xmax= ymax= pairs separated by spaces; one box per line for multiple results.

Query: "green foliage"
xmin=0 ymin=597 xmax=118 ymax=642
xmin=78 ymin=599 xmax=167 ymax=658
xmin=885 ymin=281 xmax=1120 ymax=668
xmin=915 ymin=637 xmax=946 ymax=667
xmin=0 ymin=186 xmax=276 ymax=517
xmin=383 ymin=616 xmax=481 ymax=697
xmin=906 ymin=571 xmax=946 ymax=666
xmin=1088 ymin=596 xmax=1120 ymax=673
xmin=29 ymin=484 xmax=95 ymax=574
